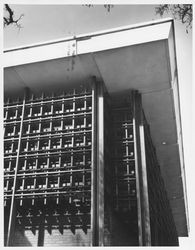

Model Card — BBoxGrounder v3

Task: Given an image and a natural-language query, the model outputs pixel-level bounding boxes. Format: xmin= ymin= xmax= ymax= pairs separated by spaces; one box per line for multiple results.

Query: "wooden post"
xmin=133 ymin=91 xmax=151 ymax=246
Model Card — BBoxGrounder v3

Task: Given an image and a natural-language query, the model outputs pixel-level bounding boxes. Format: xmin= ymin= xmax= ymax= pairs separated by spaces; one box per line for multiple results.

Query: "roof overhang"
xmin=3 ymin=18 xmax=188 ymax=236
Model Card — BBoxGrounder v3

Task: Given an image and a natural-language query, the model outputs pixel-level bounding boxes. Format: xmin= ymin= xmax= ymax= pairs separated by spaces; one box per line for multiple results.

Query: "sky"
xmin=2 ymin=1 xmax=193 ymax=249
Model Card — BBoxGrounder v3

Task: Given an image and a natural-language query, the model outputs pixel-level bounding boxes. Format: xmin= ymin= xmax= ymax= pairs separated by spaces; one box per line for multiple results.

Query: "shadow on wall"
xmin=13 ymin=230 xmax=32 ymax=246
xmin=13 ymin=226 xmax=91 ymax=246
xmin=75 ymin=232 xmax=89 ymax=246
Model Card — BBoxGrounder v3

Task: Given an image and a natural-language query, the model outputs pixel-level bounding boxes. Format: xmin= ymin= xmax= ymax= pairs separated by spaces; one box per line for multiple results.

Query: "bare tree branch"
xmin=4 ymin=4 xmax=24 ymax=29
xmin=4 ymin=4 xmax=192 ymax=34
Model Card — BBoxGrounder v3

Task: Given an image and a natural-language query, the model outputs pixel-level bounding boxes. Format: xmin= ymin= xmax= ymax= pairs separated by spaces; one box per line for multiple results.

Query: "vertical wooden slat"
xmin=133 ymin=90 xmax=151 ymax=246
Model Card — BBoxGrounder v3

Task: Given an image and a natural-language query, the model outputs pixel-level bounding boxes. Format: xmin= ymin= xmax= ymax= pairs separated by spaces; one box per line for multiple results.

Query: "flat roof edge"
xmin=4 ymin=18 xmax=173 ymax=53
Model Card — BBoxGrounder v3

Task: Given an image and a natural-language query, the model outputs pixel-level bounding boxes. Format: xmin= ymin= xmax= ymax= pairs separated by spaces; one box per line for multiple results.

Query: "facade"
xmin=3 ymin=19 xmax=188 ymax=246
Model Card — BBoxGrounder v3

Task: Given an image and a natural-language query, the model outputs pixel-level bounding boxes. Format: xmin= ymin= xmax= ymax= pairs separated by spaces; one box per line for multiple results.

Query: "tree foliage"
xmin=155 ymin=4 xmax=192 ymax=32
xmin=84 ymin=4 xmax=114 ymax=12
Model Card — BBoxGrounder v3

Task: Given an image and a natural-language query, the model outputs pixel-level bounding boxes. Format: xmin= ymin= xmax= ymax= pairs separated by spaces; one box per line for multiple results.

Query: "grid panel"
xmin=109 ymin=95 xmax=139 ymax=245
xmin=112 ymin=105 xmax=137 ymax=212
xmin=4 ymin=86 xmax=93 ymax=234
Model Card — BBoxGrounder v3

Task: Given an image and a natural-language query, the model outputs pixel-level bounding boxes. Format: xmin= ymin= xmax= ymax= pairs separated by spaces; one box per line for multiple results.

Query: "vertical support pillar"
xmin=91 ymin=79 xmax=98 ymax=246
xmin=37 ymin=213 xmax=45 ymax=246
xmin=133 ymin=91 xmax=151 ymax=246
xmin=91 ymin=78 xmax=104 ymax=246
xmin=6 ymin=88 xmax=29 ymax=246
xmin=97 ymin=81 xmax=104 ymax=246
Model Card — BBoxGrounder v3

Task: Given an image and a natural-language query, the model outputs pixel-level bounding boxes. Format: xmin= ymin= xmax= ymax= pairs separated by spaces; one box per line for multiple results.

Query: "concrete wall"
xmin=12 ymin=227 xmax=92 ymax=246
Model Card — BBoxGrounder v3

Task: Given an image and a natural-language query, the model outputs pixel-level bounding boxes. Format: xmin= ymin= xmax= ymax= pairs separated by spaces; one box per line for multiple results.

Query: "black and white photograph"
xmin=2 ymin=0 xmax=193 ymax=248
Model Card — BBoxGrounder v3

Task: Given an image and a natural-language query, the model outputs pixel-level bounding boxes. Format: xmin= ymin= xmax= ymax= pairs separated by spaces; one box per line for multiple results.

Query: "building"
xmin=3 ymin=18 xmax=189 ymax=246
